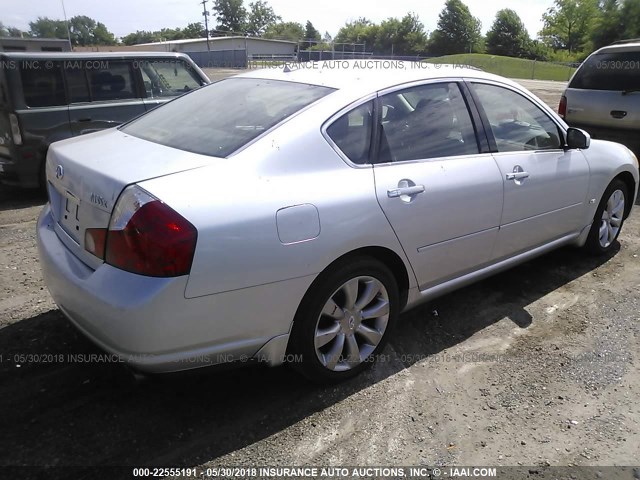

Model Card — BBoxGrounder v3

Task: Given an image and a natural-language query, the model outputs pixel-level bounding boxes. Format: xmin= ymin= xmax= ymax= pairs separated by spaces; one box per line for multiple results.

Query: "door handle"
xmin=610 ymin=110 xmax=627 ymax=119
xmin=387 ymin=185 xmax=425 ymax=198
xmin=506 ymin=172 xmax=530 ymax=181
xmin=78 ymin=118 xmax=92 ymax=122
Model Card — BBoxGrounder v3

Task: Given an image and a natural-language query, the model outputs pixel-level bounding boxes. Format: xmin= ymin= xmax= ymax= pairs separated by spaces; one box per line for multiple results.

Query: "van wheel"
xmin=289 ymin=256 xmax=399 ymax=383
xmin=585 ymin=179 xmax=627 ymax=255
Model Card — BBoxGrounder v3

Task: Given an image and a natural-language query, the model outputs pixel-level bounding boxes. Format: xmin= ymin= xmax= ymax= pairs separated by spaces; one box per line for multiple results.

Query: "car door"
xmin=468 ymin=81 xmax=590 ymax=260
xmin=372 ymin=81 xmax=504 ymax=290
xmin=66 ymin=60 xmax=146 ymax=136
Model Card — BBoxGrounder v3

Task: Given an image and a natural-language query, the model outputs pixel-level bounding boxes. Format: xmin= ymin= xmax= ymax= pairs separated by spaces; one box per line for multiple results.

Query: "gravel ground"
xmin=1 ymin=78 xmax=639 ymax=478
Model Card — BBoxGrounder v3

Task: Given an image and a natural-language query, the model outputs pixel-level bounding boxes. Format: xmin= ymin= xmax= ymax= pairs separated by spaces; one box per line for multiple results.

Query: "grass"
xmin=425 ymin=54 xmax=577 ymax=81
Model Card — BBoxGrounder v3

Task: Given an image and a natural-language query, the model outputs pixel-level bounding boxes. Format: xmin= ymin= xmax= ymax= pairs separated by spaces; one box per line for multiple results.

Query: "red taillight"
xmin=558 ymin=95 xmax=567 ymax=119
xmin=102 ymin=187 xmax=197 ymax=277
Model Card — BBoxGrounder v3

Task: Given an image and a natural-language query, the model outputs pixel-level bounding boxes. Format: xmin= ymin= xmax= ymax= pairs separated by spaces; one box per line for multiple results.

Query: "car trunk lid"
xmin=46 ymin=128 xmax=214 ymax=269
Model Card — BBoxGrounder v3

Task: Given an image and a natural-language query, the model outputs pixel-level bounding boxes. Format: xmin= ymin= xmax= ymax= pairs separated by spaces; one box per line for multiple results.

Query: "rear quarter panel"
xmin=138 ymin=98 xmax=417 ymax=300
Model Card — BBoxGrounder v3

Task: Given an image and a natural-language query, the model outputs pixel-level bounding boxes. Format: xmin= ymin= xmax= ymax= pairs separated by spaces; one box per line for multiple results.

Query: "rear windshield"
xmin=570 ymin=51 xmax=640 ymax=91
xmin=122 ymin=78 xmax=334 ymax=157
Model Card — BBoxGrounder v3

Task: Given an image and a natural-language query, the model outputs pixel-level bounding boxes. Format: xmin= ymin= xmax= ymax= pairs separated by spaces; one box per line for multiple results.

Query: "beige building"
xmin=0 ymin=37 xmax=71 ymax=52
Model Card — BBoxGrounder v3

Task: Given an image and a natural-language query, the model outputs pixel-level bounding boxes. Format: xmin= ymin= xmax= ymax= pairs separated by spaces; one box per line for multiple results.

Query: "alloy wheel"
xmin=314 ymin=276 xmax=390 ymax=371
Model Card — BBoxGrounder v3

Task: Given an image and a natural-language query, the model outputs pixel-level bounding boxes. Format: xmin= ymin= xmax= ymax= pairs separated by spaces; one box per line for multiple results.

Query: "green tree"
xmin=486 ymin=9 xmax=531 ymax=57
xmin=621 ymin=0 xmax=640 ymax=38
xmin=334 ymin=18 xmax=378 ymax=51
xmin=429 ymin=0 xmax=482 ymax=55
xmin=303 ymin=20 xmax=321 ymax=49
xmin=122 ymin=23 xmax=206 ymax=45
xmin=212 ymin=0 xmax=247 ymax=34
xmin=122 ymin=30 xmax=161 ymax=45
xmin=590 ymin=0 xmax=623 ymax=48
xmin=68 ymin=15 xmax=115 ymax=46
xmin=7 ymin=27 xmax=28 ymax=38
xmin=539 ymin=0 xmax=598 ymax=53
xmin=29 ymin=17 xmax=69 ymax=39
xmin=375 ymin=13 xmax=428 ymax=55
xmin=263 ymin=21 xmax=305 ymax=41
xmin=246 ymin=0 xmax=280 ymax=36
xmin=183 ymin=22 xmax=206 ymax=38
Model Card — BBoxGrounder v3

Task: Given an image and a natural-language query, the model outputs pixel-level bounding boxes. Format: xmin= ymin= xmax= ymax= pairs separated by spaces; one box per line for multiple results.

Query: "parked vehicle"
xmin=37 ymin=61 xmax=639 ymax=383
xmin=560 ymin=39 xmax=640 ymax=154
xmin=0 ymin=51 xmax=209 ymax=188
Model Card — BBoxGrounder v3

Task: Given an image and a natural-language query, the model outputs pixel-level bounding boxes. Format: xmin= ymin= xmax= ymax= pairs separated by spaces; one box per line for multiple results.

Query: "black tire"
xmin=585 ymin=179 xmax=628 ymax=255
xmin=288 ymin=256 xmax=399 ymax=384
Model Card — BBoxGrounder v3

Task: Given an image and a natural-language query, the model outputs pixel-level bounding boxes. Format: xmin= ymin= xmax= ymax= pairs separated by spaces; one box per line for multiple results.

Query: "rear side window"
xmin=65 ymin=65 xmax=90 ymax=103
xmin=20 ymin=61 xmax=65 ymax=107
xmin=326 ymin=101 xmax=373 ymax=164
xmin=122 ymin=78 xmax=334 ymax=157
xmin=139 ymin=60 xmax=203 ymax=98
xmin=378 ymin=82 xmax=479 ymax=162
xmin=88 ymin=62 xmax=137 ymax=101
xmin=570 ymin=51 xmax=640 ymax=91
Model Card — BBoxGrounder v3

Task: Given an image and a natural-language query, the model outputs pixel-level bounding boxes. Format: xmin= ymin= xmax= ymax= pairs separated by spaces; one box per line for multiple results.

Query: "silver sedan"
xmin=37 ymin=61 xmax=639 ymax=383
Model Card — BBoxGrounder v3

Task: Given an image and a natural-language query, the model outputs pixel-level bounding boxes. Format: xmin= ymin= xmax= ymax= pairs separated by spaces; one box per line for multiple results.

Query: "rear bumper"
xmin=37 ymin=204 xmax=311 ymax=373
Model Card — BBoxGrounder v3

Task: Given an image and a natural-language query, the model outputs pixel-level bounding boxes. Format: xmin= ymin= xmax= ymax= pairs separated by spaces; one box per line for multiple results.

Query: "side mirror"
xmin=566 ymin=127 xmax=591 ymax=150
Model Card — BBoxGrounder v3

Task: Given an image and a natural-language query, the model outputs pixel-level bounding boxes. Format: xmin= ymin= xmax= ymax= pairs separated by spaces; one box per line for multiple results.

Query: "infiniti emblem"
xmin=55 ymin=165 xmax=64 ymax=180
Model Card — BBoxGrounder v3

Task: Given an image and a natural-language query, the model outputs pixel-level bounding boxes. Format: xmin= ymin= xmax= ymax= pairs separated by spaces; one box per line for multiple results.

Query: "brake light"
xmin=102 ymin=186 xmax=197 ymax=277
xmin=9 ymin=114 xmax=22 ymax=145
xmin=558 ymin=95 xmax=567 ymax=119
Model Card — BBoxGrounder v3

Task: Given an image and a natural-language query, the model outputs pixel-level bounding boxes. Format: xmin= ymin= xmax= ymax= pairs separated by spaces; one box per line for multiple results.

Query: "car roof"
xmin=236 ymin=60 xmax=519 ymax=93
xmin=594 ymin=41 xmax=640 ymax=54
xmin=0 ymin=51 xmax=191 ymax=60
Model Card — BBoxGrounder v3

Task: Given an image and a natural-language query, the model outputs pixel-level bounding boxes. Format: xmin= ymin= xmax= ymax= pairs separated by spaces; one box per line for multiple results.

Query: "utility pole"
xmin=60 ymin=0 xmax=72 ymax=50
xmin=200 ymin=0 xmax=211 ymax=54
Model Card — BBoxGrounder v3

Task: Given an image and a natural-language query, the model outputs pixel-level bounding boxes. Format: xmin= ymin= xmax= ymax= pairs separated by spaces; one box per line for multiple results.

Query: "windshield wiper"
xmin=621 ymin=88 xmax=640 ymax=95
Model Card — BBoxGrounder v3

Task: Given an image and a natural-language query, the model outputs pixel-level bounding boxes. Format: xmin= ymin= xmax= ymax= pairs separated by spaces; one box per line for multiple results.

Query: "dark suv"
xmin=560 ymin=40 xmax=640 ymax=154
xmin=0 ymin=52 xmax=209 ymax=188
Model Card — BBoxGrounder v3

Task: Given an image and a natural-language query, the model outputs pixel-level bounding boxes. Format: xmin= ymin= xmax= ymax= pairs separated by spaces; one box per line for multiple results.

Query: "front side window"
xmin=20 ymin=61 xmax=65 ymax=107
xmin=89 ymin=62 xmax=136 ymax=101
xmin=140 ymin=60 xmax=203 ymax=98
xmin=122 ymin=78 xmax=334 ymax=158
xmin=378 ymin=82 xmax=479 ymax=162
xmin=471 ymin=83 xmax=562 ymax=152
xmin=326 ymin=101 xmax=373 ymax=164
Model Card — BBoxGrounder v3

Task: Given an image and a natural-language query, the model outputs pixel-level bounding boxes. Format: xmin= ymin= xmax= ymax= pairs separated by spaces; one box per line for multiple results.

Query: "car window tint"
xmin=20 ymin=61 xmax=65 ymax=107
xmin=570 ymin=51 xmax=640 ymax=91
xmin=89 ymin=62 xmax=136 ymax=101
xmin=326 ymin=101 xmax=373 ymax=164
xmin=378 ymin=82 xmax=479 ymax=162
xmin=139 ymin=60 xmax=202 ymax=98
xmin=122 ymin=78 xmax=334 ymax=158
xmin=471 ymin=83 xmax=562 ymax=152
xmin=65 ymin=66 xmax=90 ymax=103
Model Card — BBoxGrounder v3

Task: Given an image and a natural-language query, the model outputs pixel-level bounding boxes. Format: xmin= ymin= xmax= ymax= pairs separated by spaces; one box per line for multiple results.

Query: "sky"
xmin=2 ymin=0 xmax=555 ymax=40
